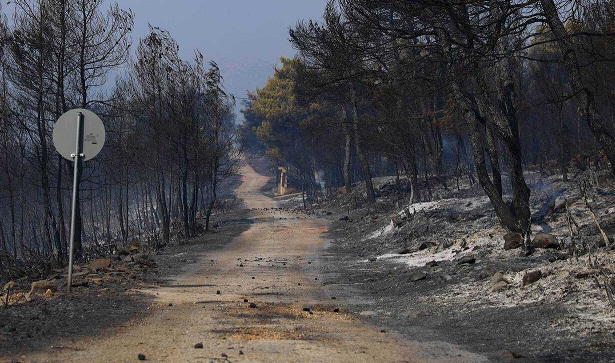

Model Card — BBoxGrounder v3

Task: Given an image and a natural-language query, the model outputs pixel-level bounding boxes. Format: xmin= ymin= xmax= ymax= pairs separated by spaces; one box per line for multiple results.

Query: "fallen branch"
xmin=565 ymin=201 xmax=583 ymax=260
xmin=585 ymin=201 xmax=610 ymax=248
xmin=595 ymin=269 xmax=615 ymax=309
xmin=2 ymin=286 xmax=10 ymax=308
xmin=579 ymin=179 xmax=610 ymax=248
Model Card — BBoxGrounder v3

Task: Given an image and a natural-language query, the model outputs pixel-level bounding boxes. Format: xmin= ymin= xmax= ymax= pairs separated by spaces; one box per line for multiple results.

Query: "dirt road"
xmin=25 ymin=163 xmax=487 ymax=362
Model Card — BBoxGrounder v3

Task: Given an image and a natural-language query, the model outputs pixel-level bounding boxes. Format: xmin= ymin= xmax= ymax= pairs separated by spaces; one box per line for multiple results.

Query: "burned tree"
xmin=291 ymin=3 xmax=377 ymax=204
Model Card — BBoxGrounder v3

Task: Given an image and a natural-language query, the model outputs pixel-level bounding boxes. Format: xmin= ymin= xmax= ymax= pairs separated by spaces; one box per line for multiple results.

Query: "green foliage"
xmin=246 ymin=57 xmax=307 ymax=165
xmin=252 ymin=58 xmax=301 ymax=119
xmin=241 ymin=56 xmax=345 ymax=184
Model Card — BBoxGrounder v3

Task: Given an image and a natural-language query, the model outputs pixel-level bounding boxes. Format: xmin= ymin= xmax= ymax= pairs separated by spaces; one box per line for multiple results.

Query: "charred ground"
xmin=292 ymin=170 xmax=615 ymax=362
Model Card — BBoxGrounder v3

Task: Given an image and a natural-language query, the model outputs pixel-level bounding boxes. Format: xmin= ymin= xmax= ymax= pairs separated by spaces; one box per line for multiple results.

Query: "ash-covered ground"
xmin=290 ymin=169 xmax=615 ymax=362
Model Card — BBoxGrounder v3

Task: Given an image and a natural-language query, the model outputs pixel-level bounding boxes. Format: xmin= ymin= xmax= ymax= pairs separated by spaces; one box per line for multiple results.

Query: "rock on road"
xmin=26 ymin=163 xmax=487 ymax=363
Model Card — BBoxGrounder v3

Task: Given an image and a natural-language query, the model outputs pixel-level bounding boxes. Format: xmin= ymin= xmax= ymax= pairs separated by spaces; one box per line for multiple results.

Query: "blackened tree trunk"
xmin=440 ymin=34 xmax=523 ymax=233
xmin=350 ymin=89 xmax=375 ymax=204
xmin=53 ymin=0 xmax=68 ymax=258
xmin=0 ymin=216 xmax=7 ymax=260
xmin=205 ymin=158 xmax=219 ymax=232
xmin=485 ymin=124 xmax=503 ymax=197
xmin=474 ymin=51 xmax=531 ymax=236
xmin=117 ymin=185 xmax=126 ymax=243
xmin=432 ymin=124 xmax=447 ymax=190
xmin=181 ymin=145 xmax=190 ymax=238
xmin=422 ymin=135 xmax=433 ymax=201
xmin=558 ymin=106 xmax=570 ymax=181
xmin=103 ymin=183 xmax=112 ymax=243
xmin=341 ymin=106 xmax=352 ymax=192
xmin=189 ymin=172 xmax=199 ymax=236
xmin=401 ymin=146 xmax=421 ymax=205
xmin=157 ymin=173 xmax=170 ymax=245
xmin=56 ymin=157 xmax=67 ymax=256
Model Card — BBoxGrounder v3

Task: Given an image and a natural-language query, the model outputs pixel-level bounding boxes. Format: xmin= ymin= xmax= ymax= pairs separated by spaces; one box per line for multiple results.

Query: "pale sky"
xmin=117 ymin=0 xmax=330 ymax=120
xmin=1 ymin=0 xmax=329 ymax=121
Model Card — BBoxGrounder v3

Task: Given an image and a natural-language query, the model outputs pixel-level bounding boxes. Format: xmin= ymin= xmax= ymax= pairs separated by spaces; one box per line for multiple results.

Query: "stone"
xmin=488 ymin=272 xmax=509 ymax=287
xmin=547 ymin=251 xmax=570 ymax=263
xmin=575 ymin=270 xmax=599 ymax=279
xmin=137 ymin=353 xmax=146 ymax=360
xmin=417 ymin=242 xmax=429 ymax=251
xmin=506 ymin=351 xmax=524 ymax=359
xmin=86 ymin=258 xmax=111 ymax=271
xmin=391 ymin=215 xmax=405 ymax=227
xmin=398 ymin=247 xmax=411 ymax=255
xmin=368 ymin=256 xmax=377 ymax=262
xmin=70 ymin=270 xmax=90 ymax=278
xmin=457 ymin=256 xmax=476 ymax=265
xmin=70 ymin=281 xmax=89 ymax=288
xmin=532 ymin=233 xmax=559 ymax=249
xmin=425 ymin=261 xmax=438 ymax=268
xmin=441 ymin=274 xmax=453 ymax=282
xmin=249 ymin=302 xmax=257 ymax=308
xmin=333 ymin=308 xmax=340 ymax=313
xmin=436 ymin=240 xmax=453 ymax=252
xmin=135 ymin=258 xmax=156 ymax=267
xmin=132 ymin=253 xmax=149 ymax=261
xmin=216 ymin=290 xmax=221 ymax=295
xmin=194 ymin=342 xmax=203 ymax=349
xmin=117 ymin=248 xmax=130 ymax=256
xmin=410 ymin=271 xmax=427 ymax=282
xmin=520 ymin=246 xmax=535 ymax=257
xmin=503 ymin=232 xmax=523 ymax=250
xmin=522 ymin=270 xmax=542 ymax=286
xmin=490 ymin=281 xmax=509 ymax=292
xmin=90 ymin=278 xmax=104 ymax=285
xmin=29 ymin=280 xmax=54 ymax=295
xmin=302 ymin=306 xmax=311 ymax=312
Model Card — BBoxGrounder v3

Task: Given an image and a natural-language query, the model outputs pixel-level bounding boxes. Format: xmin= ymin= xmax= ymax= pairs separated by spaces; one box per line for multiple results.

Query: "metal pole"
xmin=67 ymin=112 xmax=84 ymax=293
